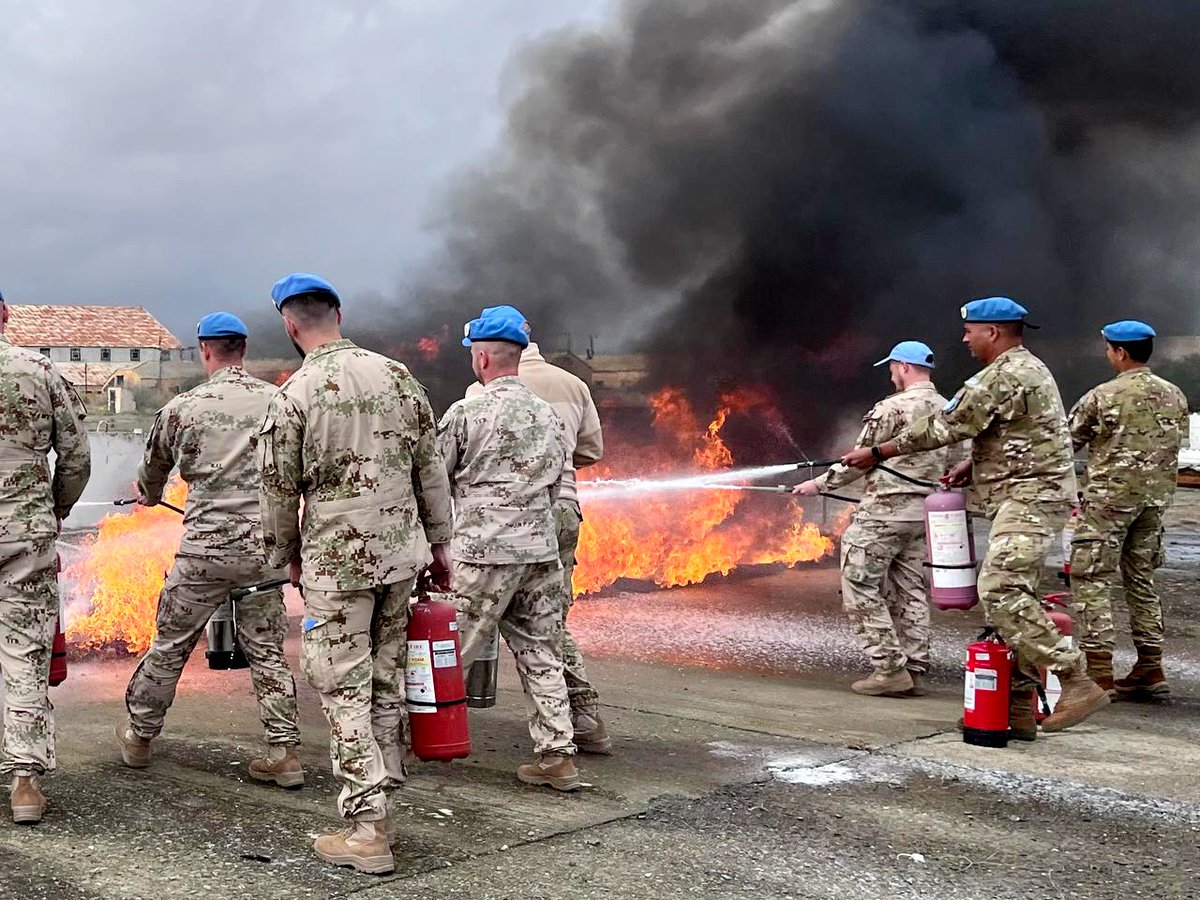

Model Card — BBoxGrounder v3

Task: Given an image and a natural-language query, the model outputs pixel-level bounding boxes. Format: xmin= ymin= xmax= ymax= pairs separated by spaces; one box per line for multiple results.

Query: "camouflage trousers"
xmin=1070 ymin=503 xmax=1166 ymax=653
xmin=453 ymin=560 xmax=575 ymax=755
xmin=553 ymin=499 xmax=600 ymax=714
xmin=125 ymin=554 xmax=300 ymax=746
xmin=839 ymin=517 xmax=930 ymax=675
xmin=300 ymin=575 xmax=414 ymax=822
xmin=979 ymin=499 xmax=1081 ymax=684
xmin=0 ymin=539 xmax=60 ymax=777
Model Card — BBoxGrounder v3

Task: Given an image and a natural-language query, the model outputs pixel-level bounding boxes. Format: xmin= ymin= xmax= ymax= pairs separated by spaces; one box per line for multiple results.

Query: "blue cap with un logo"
xmin=960 ymin=297 xmax=1039 ymax=328
xmin=874 ymin=340 xmax=935 ymax=369
xmin=461 ymin=305 xmax=530 ymax=348
xmin=271 ymin=273 xmax=340 ymax=311
xmin=197 ymin=312 xmax=248 ymax=339
xmin=1101 ymin=320 xmax=1155 ymax=342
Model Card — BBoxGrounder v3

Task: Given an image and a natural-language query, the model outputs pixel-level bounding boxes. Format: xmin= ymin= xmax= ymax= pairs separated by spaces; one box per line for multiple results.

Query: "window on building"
xmin=115 ymin=375 xmax=125 ymax=387
xmin=38 ymin=348 xmax=50 ymax=357
xmin=161 ymin=349 xmax=171 ymax=361
xmin=100 ymin=348 xmax=111 ymax=362
xmin=130 ymin=348 xmax=141 ymax=362
xmin=70 ymin=348 xmax=81 ymax=362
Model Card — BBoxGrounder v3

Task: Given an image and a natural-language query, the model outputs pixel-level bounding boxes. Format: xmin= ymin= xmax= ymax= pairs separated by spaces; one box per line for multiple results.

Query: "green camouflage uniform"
xmin=816 ymin=382 xmax=951 ymax=676
xmin=1068 ymin=368 xmax=1188 ymax=654
xmin=892 ymin=346 xmax=1080 ymax=686
xmin=0 ymin=334 xmax=91 ymax=776
xmin=259 ymin=339 xmax=453 ymax=822
xmin=126 ymin=365 xmax=300 ymax=748
xmin=438 ymin=375 xmax=574 ymax=755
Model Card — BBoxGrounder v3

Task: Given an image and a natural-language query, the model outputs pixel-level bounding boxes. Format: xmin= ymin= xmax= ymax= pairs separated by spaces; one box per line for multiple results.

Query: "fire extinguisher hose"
xmin=114 ymin=497 xmax=186 ymax=516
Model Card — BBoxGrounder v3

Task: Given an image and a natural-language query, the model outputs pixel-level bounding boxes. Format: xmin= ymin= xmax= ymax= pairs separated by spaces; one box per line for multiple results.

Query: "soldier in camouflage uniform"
xmin=440 ymin=305 xmax=580 ymax=791
xmin=259 ymin=274 xmax=453 ymax=876
xmin=795 ymin=341 xmax=951 ymax=697
xmin=116 ymin=313 xmax=302 ymax=788
xmin=465 ymin=328 xmax=609 ymax=751
xmin=1068 ymin=320 xmax=1187 ymax=699
xmin=0 ymin=290 xmax=91 ymax=824
xmin=844 ymin=298 xmax=1109 ymax=738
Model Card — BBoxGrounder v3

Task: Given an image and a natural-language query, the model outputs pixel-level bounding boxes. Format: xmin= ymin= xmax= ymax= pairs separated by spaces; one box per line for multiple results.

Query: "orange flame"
xmin=574 ymin=388 xmax=833 ymax=594
xmin=416 ymin=326 xmax=449 ymax=362
xmin=65 ymin=481 xmax=188 ymax=653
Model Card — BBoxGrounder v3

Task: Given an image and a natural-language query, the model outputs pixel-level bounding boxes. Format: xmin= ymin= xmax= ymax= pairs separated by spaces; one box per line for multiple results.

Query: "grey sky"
xmin=0 ymin=0 xmax=610 ymax=341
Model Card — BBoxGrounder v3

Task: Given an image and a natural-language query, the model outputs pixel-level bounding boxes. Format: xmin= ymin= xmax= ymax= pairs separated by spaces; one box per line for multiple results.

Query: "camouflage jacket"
xmin=258 ymin=339 xmax=454 ymax=590
xmin=0 ymin=334 xmax=90 ymax=573
xmin=438 ymin=375 xmax=566 ymax=564
xmin=465 ymin=342 xmax=603 ymax=505
xmin=139 ymin=366 xmax=277 ymax=557
xmin=1069 ymin=367 xmax=1187 ymax=511
xmin=892 ymin=346 xmax=1075 ymax=516
xmin=816 ymin=381 xmax=952 ymax=521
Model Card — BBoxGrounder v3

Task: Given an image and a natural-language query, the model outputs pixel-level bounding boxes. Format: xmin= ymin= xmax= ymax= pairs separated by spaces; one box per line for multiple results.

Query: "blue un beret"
xmin=961 ymin=296 xmax=1039 ymax=329
xmin=271 ymin=273 xmax=340 ymax=311
xmin=1101 ymin=320 xmax=1155 ymax=342
xmin=197 ymin=312 xmax=249 ymax=339
xmin=462 ymin=305 xmax=530 ymax=348
xmin=874 ymin=340 xmax=935 ymax=369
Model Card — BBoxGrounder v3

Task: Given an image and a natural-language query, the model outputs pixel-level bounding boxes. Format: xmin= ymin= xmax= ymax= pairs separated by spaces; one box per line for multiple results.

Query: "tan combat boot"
xmin=11 ymin=774 xmax=46 ymax=825
xmin=572 ymin=711 xmax=614 ymax=755
xmin=1083 ymin=650 xmax=1116 ymax=699
xmin=248 ymin=745 xmax=305 ymax=789
xmin=115 ymin=719 xmax=152 ymax=768
xmin=313 ymin=819 xmax=394 ymax=874
xmin=851 ymin=669 xmax=914 ymax=697
xmin=517 ymin=752 xmax=582 ymax=791
xmin=1042 ymin=669 xmax=1110 ymax=732
xmin=1008 ymin=690 xmax=1037 ymax=742
xmin=1114 ymin=645 xmax=1169 ymax=701
xmin=904 ymin=670 xmax=926 ymax=697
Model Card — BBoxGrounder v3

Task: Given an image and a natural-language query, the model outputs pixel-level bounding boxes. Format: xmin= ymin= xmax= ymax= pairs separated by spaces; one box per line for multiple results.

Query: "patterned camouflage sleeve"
xmin=258 ymin=392 xmax=305 ymax=568
xmin=1067 ymin=388 xmax=1102 ymax=451
xmin=137 ymin=405 xmax=177 ymax=504
xmin=410 ymin=387 xmax=454 ymax=545
xmin=48 ymin=366 xmax=92 ymax=519
xmin=436 ymin=401 xmax=466 ymax=482
xmin=817 ymin=401 xmax=894 ymax=491
xmin=892 ymin=373 xmax=1006 ymax=455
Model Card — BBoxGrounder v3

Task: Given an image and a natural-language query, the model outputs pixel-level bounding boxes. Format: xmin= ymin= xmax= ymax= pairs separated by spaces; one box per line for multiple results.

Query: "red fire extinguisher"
xmin=1033 ymin=592 xmax=1075 ymax=723
xmin=925 ymin=489 xmax=979 ymax=610
xmin=50 ymin=553 xmax=68 ymax=687
xmin=405 ymin=587 xmax=471 ymax=762
xmin=963 ymin=630 xmax=1012 ymax=748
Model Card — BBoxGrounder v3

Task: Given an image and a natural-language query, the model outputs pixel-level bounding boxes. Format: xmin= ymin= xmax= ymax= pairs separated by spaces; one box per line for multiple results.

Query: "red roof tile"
xmin=6 ymin=305 xmax=182 ymax=350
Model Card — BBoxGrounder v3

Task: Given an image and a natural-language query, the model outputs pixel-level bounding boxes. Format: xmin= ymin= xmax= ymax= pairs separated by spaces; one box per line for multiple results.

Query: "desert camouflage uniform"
xmin=438 ymin=375 xmax=574 ymax=755
xmin=465 ymin=342 xmax=604 ymax=713
xmin=259 ymin=340 xmax=452 ymax=822
xmin=1068 ymin=368 xmax=1187 ymax=654
xmin=817 ymin=382 xmax=951 ymax=675
xmin=126 ymin=366 xmax=300 ymax=747
xmin=893 ymin=346 xmax=1079 ymax=688
xmin=0 ymin=334 xmax=90 ymax=776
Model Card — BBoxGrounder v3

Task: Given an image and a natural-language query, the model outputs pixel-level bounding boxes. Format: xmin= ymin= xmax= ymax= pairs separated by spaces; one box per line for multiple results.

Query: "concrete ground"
xmin=5 ymin=509 xmax=1200 ymax=898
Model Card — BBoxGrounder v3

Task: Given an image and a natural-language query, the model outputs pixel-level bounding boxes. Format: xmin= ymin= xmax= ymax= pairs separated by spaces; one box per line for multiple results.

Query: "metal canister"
xmin=206 ymin=599 xmax=249 ymax=670
xmin=465 ymin=627 xmax=499 ymax=708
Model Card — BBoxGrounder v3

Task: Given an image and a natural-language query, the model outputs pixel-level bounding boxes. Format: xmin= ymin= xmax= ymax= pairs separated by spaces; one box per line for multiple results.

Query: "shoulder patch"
xmin=943 ymin=393 xmax=962 ymax=413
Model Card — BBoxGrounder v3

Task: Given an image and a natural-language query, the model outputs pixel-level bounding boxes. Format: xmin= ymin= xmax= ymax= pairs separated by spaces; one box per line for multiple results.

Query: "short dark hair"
xmin=995 ymin=321 xmax=1025 ymax=338
xmin=1108 ymin=337 xmax=1153 ymax=363
xmin=200 ymin=337 xmax=246 ymax=359
xmin=281 ymin=292 xmax=339 ymax=327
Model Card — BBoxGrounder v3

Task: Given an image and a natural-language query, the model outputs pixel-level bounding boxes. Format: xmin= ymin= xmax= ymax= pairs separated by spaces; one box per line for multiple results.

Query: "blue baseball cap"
xmin=462 ymin=305 xmax=530 ymax=348
xmin=197 ymin=312 xmax=249 ymax=340
xmin=271 ymin=273 xmax=340 ymax=311
xmin=874 ymin=340 xmax=935 ymax=369
xmin=961 ymin=296 xmax=1039 ymax=328
xmin=1101 ymin=320 xmax=1155 ymax=342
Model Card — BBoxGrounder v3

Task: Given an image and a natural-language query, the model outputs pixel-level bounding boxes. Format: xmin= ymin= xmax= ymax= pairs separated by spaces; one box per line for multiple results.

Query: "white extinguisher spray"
xmin=924 ymin=488 xmax=978 ymax=610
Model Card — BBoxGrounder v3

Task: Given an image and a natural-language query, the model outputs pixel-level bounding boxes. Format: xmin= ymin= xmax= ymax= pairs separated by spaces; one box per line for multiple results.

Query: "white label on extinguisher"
xmin=927 ymin=509 xmax=976 ymax=589
xmin=964 ymin=671 xmax=976 ymax=711
xmin=405 ymin=639 xmax=437 ymax=714
xmin=432 ymin=639 xmax=457 ymax=669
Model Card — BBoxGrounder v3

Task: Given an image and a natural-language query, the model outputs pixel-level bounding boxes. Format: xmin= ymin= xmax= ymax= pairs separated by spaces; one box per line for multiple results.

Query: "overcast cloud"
xmin=0 ymin=0 xmax=609 ymax=340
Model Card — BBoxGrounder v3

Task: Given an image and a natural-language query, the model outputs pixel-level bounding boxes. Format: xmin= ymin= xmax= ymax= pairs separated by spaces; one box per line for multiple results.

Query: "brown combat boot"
xmin=903 ymin=670 xmax=926 ymax=697
xmin=1084 ymin=650 xmax=1116 ymax=699
xmin=248 ymin=745 xmax=305 ymax=789
xmin=1114 ymin=645 xmax=1169 ymax=701
xmin=115 ymin=719 xmax=152 ymax=768
xmin=1008 ymin=690 xmax=1037 ymax=742
xmin=1042 ymin=669 xmax=1110 ymax=732
xmin=851 ymin=669 xmax=914 ymax=697
xmin=517 ymin=752 xmax=582 ymax=791
xmin=572 ymin=711 xmax=614 ymax=755
xmin=313 ymin=819 xmax=394 ymax=874
xmin=11 ymin=775 xmax=45 ymax=825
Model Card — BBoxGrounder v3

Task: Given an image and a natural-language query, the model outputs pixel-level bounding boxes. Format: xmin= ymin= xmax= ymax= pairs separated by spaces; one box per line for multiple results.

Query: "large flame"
xmin=574 ymin=387 xmax=833 ymax=594
xmin=65 ymin=481 xmax=187 ymax=653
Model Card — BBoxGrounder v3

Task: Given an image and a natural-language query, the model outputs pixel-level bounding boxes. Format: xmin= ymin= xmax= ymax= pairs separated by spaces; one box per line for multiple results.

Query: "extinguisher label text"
xmin=432 ymin=639 xmax=458 ymax=669
xmin=405 ymin=639 xmax=437 ymax=712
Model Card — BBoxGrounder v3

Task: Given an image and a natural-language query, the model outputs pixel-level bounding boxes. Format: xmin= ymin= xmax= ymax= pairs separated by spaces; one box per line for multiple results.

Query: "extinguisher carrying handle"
xmin=975 ymin=626 xmax=1002 ymax=642
xmin=1035 ymin=682 xmax=1052 ymax=718
xmin=230 ymin=578 xmax=291 ymax=602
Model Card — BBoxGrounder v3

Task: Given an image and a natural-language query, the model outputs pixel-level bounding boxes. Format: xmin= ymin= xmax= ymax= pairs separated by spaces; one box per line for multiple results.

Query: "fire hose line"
xmin=114 ymin=497 xmax=185 ymax=516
